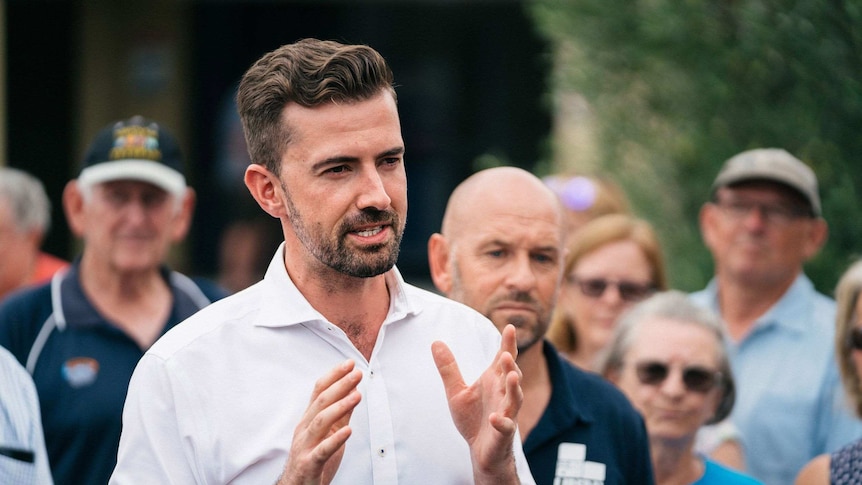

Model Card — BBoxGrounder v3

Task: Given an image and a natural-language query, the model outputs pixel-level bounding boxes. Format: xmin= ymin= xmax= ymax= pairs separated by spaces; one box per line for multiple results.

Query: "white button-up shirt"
xmin=111 ymin=245 xmax=534 ymax=484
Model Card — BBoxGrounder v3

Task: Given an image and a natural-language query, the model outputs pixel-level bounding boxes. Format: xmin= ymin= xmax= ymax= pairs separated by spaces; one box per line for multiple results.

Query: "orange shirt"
xmin=30 ymin=252 xmax=69 ymax=284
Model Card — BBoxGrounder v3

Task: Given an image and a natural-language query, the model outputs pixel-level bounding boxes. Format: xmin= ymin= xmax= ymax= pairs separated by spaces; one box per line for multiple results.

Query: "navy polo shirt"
xmin=524 ymin=341 xmax=654 ymax=485
xmin=0 ymin=260 xmax=226 ymax=485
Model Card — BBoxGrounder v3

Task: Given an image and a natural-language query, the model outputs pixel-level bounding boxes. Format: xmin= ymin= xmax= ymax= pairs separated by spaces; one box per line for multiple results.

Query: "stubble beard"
xmin=283 ymin=184 xmax=403 ymax=278
xmin=449 ymin=264 xmax=549 ymax=353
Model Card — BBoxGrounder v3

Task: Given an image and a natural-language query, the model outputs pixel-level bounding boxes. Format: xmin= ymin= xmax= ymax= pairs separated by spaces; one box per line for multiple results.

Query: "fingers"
xmin=499 ymin=324 xmax=518 ymax=361
xmin=432 ymin=340 xmax=465 ymax=398
xmin=283 ymin=360 xmax=363 ymax=483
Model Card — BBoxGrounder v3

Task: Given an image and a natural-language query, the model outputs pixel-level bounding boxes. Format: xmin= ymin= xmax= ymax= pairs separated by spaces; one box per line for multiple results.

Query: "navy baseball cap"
xmin=78 ymin=115 xmax=186 ymax=196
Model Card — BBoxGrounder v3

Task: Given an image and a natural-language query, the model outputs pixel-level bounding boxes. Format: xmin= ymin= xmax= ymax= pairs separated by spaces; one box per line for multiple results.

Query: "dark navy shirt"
xmin=0 ymin=259 xmax=226 ymax=485
xmin=524 ymin=341 xmax=654 ymax=485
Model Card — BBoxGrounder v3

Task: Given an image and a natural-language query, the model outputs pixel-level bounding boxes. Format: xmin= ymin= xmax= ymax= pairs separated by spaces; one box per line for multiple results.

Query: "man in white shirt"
xmin=111 ymin=39 xmax=533 ymax=484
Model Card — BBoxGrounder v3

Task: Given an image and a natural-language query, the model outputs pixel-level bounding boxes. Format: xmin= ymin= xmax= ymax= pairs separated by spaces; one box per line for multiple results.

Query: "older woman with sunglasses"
xmin=547 ymin=213 xmax=668 ymax=370
xmin=597 ymin=291 xmax=762 ymax=484
xmin=796 ymin=260 xmax=862 ymax=484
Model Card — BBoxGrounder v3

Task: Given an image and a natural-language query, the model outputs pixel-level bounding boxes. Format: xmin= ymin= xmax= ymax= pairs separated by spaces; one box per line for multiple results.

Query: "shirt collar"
xmin=255 ymin=243 xmax=419 ymax=328
xmin=704 ymin=273 xmax=815 ymax=335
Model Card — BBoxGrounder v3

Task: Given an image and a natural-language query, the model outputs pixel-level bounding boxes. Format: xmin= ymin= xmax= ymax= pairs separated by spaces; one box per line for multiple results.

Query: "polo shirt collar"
xmin=704 ymin=273 xmax=815 ymax=335
xmin=58 ymin=257 xmax=175 ymax=330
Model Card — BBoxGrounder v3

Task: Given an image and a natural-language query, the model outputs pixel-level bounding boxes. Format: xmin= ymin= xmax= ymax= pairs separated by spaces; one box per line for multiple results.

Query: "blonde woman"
xmin=796 ymin=260 xmax=862 ymax=484
xmin=546 ymin=214 xmax=668 ymax=370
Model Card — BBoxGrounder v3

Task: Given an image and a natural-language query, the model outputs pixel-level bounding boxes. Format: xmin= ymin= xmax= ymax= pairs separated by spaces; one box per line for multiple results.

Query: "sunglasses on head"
xmin=848 ymin=327 xmax=862 ymax=351
xmin=568 ymin=276 xmax=656 ymax=302
xmin=634 ymin=361 xmax=722 ymax=393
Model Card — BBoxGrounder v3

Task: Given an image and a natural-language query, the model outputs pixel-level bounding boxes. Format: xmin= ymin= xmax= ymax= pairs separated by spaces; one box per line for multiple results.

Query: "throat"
xmin=338 ymin=317 xmax=381 ymax=361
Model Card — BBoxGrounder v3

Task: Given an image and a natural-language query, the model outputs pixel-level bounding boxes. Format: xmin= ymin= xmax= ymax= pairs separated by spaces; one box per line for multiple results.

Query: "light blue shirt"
xmin=0 ymin=345 xmax=52 ymax=485
xmin=691 ymin=274 xmax=862 ymax=485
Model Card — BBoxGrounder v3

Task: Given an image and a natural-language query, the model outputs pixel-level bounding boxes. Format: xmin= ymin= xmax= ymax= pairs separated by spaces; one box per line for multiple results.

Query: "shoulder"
xmin=399 ymin=282 xmax=502 ymax=353
xmin=147 ymin=284 xmax=261 ymax=361
xmin=702 ymin=458 xmax=765 ymax=484
xmin=793 ymin=453 xmax=829 ymax=485
xmin=550 ymin=345 xmax=643 ymax=422
xmin=0 ymin=283 xmax=54 ymax=359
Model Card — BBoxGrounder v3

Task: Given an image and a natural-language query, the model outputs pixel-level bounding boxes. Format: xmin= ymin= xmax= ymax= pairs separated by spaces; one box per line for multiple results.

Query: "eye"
xmin=532 ymin=253 xmax=557 ymax=266
xmin=486 ymin=249 xmax=506 ymax=258
xmin=326 ymin=165 xmax=349 ymax=174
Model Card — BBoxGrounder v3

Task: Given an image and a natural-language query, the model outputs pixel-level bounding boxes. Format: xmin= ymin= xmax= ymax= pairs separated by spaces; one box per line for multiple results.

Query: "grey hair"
xmin=596 ymin=290 xmax=736 ymax=424
xmin=0 ymin=167 xmax=51 ymax=234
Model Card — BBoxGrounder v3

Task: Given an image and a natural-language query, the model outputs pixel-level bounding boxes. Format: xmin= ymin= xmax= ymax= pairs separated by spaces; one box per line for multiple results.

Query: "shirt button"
xmin=377 ymin=448 xmax=386 ymax=457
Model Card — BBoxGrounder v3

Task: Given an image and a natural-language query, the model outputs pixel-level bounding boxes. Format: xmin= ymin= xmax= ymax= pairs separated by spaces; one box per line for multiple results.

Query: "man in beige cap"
xmin=691 ymin=148 xmax=862 ymax=485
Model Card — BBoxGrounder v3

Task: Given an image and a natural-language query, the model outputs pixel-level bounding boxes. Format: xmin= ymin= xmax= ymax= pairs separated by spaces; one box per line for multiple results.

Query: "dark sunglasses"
xmin=848 ymin=327 xmax=862 ymax=351
xmin=634 ymin=361 xmax=722 ymax=393
xmin=568 ymin=276 xmax=656 ymax=302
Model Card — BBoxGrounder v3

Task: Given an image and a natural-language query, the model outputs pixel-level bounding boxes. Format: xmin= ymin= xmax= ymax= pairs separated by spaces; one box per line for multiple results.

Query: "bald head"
xmin=441 ymin=166 xmax=564 ymax=243
xmin=429 ymin=166 xmax=565 ymax=353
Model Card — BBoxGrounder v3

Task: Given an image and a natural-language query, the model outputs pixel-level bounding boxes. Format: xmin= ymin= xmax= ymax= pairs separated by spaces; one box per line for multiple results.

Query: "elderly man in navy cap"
xmin=692 ymin=148 xmax=862 ymax=485
xmin=0 ymin=116 xmax=225 ymax=485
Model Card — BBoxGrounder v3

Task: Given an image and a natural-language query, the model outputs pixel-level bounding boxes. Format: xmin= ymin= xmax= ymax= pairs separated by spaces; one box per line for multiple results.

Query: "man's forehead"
xmin=719 ymin=180 xmax=808 ymax=202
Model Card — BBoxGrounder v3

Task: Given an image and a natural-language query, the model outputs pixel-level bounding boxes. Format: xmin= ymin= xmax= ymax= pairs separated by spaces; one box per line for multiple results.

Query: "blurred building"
xmin=2 ymin=1 xmax=551 ymax=283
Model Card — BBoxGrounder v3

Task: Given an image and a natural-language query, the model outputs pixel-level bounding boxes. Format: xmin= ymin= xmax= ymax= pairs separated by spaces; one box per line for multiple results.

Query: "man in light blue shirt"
xmin=0 ymin=345 xmax=52 ymax=484
xmin=692 ymin=148 xmax=862 ymax=485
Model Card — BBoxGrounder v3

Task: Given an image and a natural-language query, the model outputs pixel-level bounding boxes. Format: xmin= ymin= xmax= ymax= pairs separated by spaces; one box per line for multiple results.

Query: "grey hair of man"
xmin=0 ymin=167 xmax=51 ymax=234
xmin=596 ymin=290 xmax=736 ymax=424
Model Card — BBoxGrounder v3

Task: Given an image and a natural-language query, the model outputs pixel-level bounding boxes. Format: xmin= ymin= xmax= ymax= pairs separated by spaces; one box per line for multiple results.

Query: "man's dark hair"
xmin=236 ymin=38 xmax=396 ymax=175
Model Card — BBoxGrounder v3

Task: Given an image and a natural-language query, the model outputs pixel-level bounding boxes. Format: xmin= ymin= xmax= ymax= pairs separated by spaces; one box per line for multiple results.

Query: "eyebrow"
xmin=311 ymin=146 xmax=405 ymax=172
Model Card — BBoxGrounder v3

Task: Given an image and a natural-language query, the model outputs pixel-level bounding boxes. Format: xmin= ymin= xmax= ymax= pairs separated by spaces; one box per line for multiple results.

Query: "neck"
xmin=716 ymin=272 xmax=797 ymax=341
xmin=566 ymin=346 xmax=599 ymax=371
xmin=650 ymin=437 xmax=703 ymax=485
xmin=283 ymin=251 xmax=391 ymax=361
xmin=78 ymin=252 xmax=171 ymax=349
xmin=516 ymin=341 xmax=551 ymax=441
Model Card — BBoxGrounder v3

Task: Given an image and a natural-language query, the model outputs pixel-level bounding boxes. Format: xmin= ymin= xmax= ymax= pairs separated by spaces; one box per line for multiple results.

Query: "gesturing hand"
xmin=277 ymin=360 xmax=363 ymax=485
xmin=432 ymin=324 xmax=523 ymax=484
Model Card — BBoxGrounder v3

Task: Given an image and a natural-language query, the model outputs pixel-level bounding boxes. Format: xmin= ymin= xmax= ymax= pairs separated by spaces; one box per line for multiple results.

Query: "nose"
xmin=658 ymin=368 xmax=687 ymax=398
xmin=356 ymin=168 xmax=392 ymax=211
xmin=741 ymin=204 xmax=768 ymax=230
xmin=123 ymin=197 xmax=149 ymax=225
xmin=505 ymin=253 xmax=537 ymax=291
xmin=598 ymin=283 xmax=624 ymax=306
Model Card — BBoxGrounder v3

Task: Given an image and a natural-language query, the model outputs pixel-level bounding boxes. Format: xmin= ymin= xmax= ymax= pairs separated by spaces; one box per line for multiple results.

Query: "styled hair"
xmin=0 ymin=167 xmax=51 ymax=234
xmin=596 ymin=290 xmax=736 ymax=424
xmin=546 ymin=213 xmax=668 ymax=353
xmin=835 ymin=259 xmax=862 ymax=418
xmin=236 ymin=38 xmax=396 ymax=175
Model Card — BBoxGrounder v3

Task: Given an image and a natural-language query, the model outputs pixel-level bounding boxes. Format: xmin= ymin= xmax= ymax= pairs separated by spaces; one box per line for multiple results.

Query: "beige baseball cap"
xmin=711 ymin=148 xmax=821 ymax=216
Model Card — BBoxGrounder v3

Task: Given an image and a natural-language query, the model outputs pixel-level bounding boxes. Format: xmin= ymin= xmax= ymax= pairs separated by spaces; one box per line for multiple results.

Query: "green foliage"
xmin=529 ymin=0 xmax=862 ymax=292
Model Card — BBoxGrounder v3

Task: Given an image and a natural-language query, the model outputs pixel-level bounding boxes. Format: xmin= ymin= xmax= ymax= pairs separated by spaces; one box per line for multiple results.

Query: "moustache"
xmin=341 ymin=209 xmax=398 ymax=231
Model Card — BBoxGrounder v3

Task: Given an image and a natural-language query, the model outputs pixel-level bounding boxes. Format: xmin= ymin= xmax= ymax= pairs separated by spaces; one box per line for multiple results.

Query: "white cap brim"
xmin=78 ymin=159 xmax=186 ymax=197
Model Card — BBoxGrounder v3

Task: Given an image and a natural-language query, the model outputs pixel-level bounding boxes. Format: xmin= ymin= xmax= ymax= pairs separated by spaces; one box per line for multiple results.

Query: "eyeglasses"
xmin=848 ymin=327 xmax=862 ymax=351
xmin=567 ymin=276 xmax=656 ymax=302
xmin=634 ymin=361 xmax=723 ymax=393
xmin=713 ymin=198 xmax=812 ymax=225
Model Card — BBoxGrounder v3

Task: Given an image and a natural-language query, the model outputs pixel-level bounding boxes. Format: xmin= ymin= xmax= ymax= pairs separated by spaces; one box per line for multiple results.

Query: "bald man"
xmin=429 ymin=167 xmax=654 ymax=485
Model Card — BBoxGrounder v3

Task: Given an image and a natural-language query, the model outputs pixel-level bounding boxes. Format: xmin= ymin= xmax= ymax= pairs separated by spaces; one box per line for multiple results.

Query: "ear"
xmin=699 ymin=203 xmax=719 ymax=251
xmin=802 ymin=218 xmax=829 ymax=260
xmin=170 ymin=188 xmax=196 ymax=242
xmin=62 ymin=181 xmax=87 ymax=237
xmin=427 ymin=233 xmax=453 ymax=295
xmin=245 ymin=164 xmax=288 ymax=219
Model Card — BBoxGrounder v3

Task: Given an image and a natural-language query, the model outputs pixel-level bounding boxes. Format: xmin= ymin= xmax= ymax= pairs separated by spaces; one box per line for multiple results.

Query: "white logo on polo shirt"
xmin=554 ymin=442 xmax=606 ymax=485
